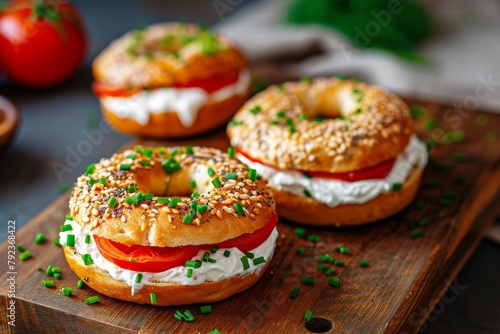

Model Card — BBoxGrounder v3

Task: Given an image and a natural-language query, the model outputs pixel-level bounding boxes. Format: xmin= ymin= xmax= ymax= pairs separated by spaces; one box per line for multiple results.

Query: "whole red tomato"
xmin=0 ymin=0 xmax=86 ymax=87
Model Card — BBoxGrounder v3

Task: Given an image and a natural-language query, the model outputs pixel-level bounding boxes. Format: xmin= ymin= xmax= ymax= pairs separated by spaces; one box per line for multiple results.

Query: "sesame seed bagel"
xmin=227 ymin=77 xmax=412 ymax=173
xmin=92 ymin=22 xmax=250 ymax=138
xmin=62 ymin=245 xmax=272 ymax=306
xmin=69 ymin=146 xmax=276 ymax=247
xmin=227 ymin=77 xmax=426 ymax=226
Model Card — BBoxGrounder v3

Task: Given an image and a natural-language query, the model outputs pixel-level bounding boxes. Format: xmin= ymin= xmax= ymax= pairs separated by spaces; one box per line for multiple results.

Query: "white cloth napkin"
xmin=215 ymin=0 xmax=500 ymax=112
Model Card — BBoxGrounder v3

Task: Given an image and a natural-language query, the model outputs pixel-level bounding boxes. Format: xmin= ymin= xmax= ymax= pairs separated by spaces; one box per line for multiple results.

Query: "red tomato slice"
xmin=93 ymin=235 xmax=199 ymax=273
xmin=92 ymin=71 xmax=240 ymax=97
xmin=215 ymin=213 xmax=278 ymax=252
xmin=237 ymin=148 xmax=395 ymax=182
xmin=93 ymin=213 xmax=278 ymax=272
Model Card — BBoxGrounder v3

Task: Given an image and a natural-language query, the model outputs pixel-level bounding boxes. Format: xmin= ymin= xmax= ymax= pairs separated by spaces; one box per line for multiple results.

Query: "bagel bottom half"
xmin=274 ymin=167 xmax=424 ymax=226
xmin=62 ymin=245 xmax=271 ymax=306
xmin=100 ymin=91 xmax=248 ymax=138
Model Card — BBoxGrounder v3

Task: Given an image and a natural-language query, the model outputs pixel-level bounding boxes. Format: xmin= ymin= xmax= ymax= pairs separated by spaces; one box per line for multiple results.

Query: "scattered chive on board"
xmin=290 ymin=287 xmax=300 ymax=298
xmin=35 ymin=232 xmax=45 ymax=245
xmin=304 ymin=310 xmax=313 ymax=322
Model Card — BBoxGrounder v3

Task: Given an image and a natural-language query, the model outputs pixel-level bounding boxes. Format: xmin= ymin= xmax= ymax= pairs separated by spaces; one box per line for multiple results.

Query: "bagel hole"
xmin=305 ymin=87 xmax=356 ymax=121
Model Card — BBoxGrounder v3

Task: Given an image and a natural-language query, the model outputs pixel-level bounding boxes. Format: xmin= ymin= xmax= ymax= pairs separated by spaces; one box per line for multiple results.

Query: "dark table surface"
xmin=0 ymin=1 xmax=498 ymax=333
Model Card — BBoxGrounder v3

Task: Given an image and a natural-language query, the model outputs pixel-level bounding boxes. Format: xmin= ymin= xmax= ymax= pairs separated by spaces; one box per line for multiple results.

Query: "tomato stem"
xmin=34 ymin=0 xmax=61 ymax=22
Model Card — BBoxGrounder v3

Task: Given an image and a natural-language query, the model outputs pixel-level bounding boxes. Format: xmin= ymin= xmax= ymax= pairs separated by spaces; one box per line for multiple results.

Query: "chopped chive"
xmin=85 ymin=296 xmax=99 ymax=305
xmin=135 ymin=192 xmax=144 ymax=201
xmin=229 ymin=119 xmax=244 ymax=126
xmin=334 ymin=260 xmax=345 ymax=266
xmin=185 ymin=260 xmax=202 ymax=268
xmin=207 ymin=167 xmax=215 ymax=177
xmin=189 ymin=180 xmax=197 ymax=189
xmin=134 ymin=145 xmax=143 ymax=154
xmin=391 ymin=183 xmax=403 ymax=191
xmin=142 ymin=161 xmax=151 ymax=167
xmin=223 ymin=250 xmax=231 ymax=257
xmin=425 ymin=180 xmax=439 ymax=188
xmin=88 ymin=177 xmax=97 ymax=186
xmin=144 ymin=193 xmax=154 ymax=200
xmin=329 ymin=276 xmax=340 ymax=287
xmin=128 ymin=184 xmax=136 ymax=193
xmin=77 ymin=279 xmax=84 ymax=289
xmin=296 ymin=247 xmax=305 ymax=255
xmin=336 ymin=247 xmax=350 ymax=254
xmin=355 ymin=108 xmax=363 ymax=113
xmin=16 ymin=245 xmax=24 ymax=252
xmin=424 ymin=119 xmax=437 ymax=131
xmin=294 ymin=227 xmax=305 ymax=238
xmin=42 ymin=280 xmax=55 ymax=287
xmin=244 ymin=252 xmax=255 ymax=259
xmin=290 ymin=287 xmax=300 ymax=298
xmin=210 ymin=246 xmax=218 ymax=254
xmin=126 ymin=154 xmax=136 ymax=160
xmin=311 ymin=117 xmax=324 ymax=123
xmin=197 ymin=204 xmax=208 ymax=215
xmin=416 ymin=198 xmax=424 ymax=209
xmin=418 ymin=218 xmax=429 ymax=226
xmin=303 ymin=188 xmax=312 ymax=197
xmin=189 ymin=200 xmax=198 ymax=211
xmin=289 ymin=123 xmax=296 ymax=133
xmin=453 ymin=153 xmax=467 ymax=163
xmin=186 ymin=146 xmax=194 ymax=154
xmin=225 ymin=172 xmax=237 ymax=180
xmin=150 ymin=293 xmax=156 ymax=305
xmin=227 ymin=147 xmax=235 ymax=157
xmin=253 ymin=256 xmax=266 ymax=265
xmin=249 ymin=105 xmax=261 ymax=114
xmin=161 ymin=157 xmax=181 ymax=174
xmin=61 ymin=287 xmax=73 ymax=296
xmin=439 ymin=197 xmax=453 ymax=206
xmin=191 ymin=191 xmax=200 ymax=198
xmin=319 ymin=254 xmax=327 ymax=262
xmin=183 ymin=212 xmax=194 ymax=224
xmin=307 ymin=234 xmax=319 ymax=243
xmin=125 ymin=196 xmax=139 ymax=205
xmin=336 ymin=74 xmax=348 ymax=80
xmin=187 ymin=269 xmax=193 ymax=278
xmin=183 ymin=310 xmax=195 ymax=322
xmin=211 ymin=177 xmax=222 ymax=188
xmin=248 ymin=169 xmax=257 ymax=181
xmin=35 ymin=232 xmax=45 ymax=245
xmin=108 ymin=197 xmax=117 ymax=207
xmin=46 ymin=265 xmax=53 ymax=276
xmin=53 ymin=238 xmax=61 ymax=247
xmin=208 ymin=330 xmax=221 ymax=334
xmin=37 ymin=265 xmax=42 ymax=271
xmin=143 ymin=147 xmax=153 ymax=158
xmin=455 ymin=175 xmax=466 ymax=185
xmin=169 ymin=197 xmax=181 ymax=208
xmin=325 ymin=267 xmax=336 ymax=276
xmin=411 ymin=229 xmax=424 ymax=238
xmin=157 ymin=197 xmax=169 ymax=204
xmin=19 ymin=250 xmax=31 ymax=261
xmin=452 ymin=130 xmax=465 ymax=142
xmin=119 ymin=164 xmax=131 ymax=170
xmin=53 ymin=272 xmax=61 ymax=279
xmin=300 ymin=76 xmax=311 ymax=83
xmin=277 ymin=110 xmax=286 ymax=118
xmin=410 ymin=105 xmax=427 ymax=118
xmin=302 ymin=276 xmax=315 ymax=285
xmin=60 ymin=224 xmax=73 ymax=232
xmin=234 ymin=202 xmax=244 ymax=215
xmin=317 ymin=263 xmax=328 ymax=272
xmin=240 ymin=256 xmax=250 ymax=270
xmin=135 ymin=273 xmax=143 ymax=283
xmin=175 ymin=310 xmax=186 ymax=321
xmin=84 ymin=163 xmax=96 ymax=176
xmin=200 ymin=305 xmax=212 ymax=314
xmin=325 ymin=254 xmax=335 ymax=263
xmin=359 ymin=260 xmax=369 ymax=267
xmin=352 ymin=87 xmax=361 ymax=94
xmin=305 ymin=310 xmax=313 ymax=322
xmin=66 ymin=234 xmax=75 ymax=247
xmin=208 ymin=258 xmax=217 ymax=264
xmin=100 ymin=177 xmax=108 ymax=186
xmin=82 ymin=254 xmax=94 ymax=265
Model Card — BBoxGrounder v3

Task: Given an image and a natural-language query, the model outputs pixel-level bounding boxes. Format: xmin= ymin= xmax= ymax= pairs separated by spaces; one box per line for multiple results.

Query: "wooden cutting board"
xmin=1 ymin=98 xmax=499 ymax=334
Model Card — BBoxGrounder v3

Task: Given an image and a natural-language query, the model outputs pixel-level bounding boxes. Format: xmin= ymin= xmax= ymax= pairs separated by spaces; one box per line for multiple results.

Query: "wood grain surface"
xmin=1 ymin=98 xmax=499 ymax=334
